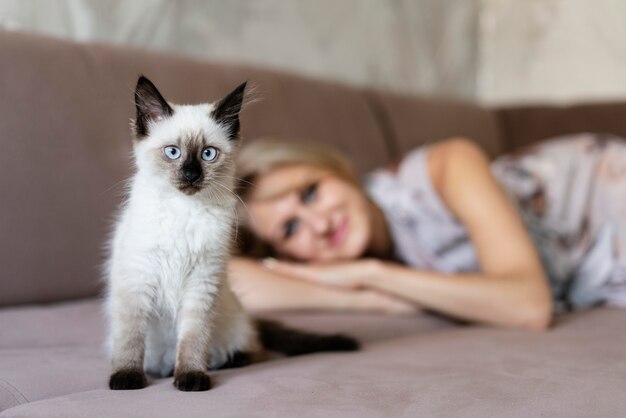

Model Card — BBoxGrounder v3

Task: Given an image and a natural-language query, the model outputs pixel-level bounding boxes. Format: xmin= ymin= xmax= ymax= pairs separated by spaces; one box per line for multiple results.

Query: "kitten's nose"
xmin=183 ymin=169 xmax=202 ymax=183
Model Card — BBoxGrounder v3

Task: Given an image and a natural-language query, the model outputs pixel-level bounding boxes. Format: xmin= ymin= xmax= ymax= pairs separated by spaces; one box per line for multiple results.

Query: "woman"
xmin=228 ymin=133 xmax=626 ymax=330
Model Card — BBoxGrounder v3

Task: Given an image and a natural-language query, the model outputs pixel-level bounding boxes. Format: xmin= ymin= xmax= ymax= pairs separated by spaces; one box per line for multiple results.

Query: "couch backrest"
xmin=369 ymin=91 xmax=504 ymax=158
xmin=1 ymin=30 xmax=625 ymax=307
xmin=0 ymin=31 xmax=392 ymax=306
xmin=496 ymin=103 xmax=626 ymax=151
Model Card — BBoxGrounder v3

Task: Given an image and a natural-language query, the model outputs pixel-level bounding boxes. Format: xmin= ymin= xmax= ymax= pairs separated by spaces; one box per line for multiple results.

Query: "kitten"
xmin=106 ymin=76 xmax=357 ymax=392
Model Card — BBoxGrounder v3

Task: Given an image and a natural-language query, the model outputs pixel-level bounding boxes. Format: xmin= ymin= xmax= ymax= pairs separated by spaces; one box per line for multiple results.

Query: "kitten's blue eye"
xmin=202 ymin=147 xmax=219 ymax=161
xmin=164 ymin=146 xmax=181 ymax=160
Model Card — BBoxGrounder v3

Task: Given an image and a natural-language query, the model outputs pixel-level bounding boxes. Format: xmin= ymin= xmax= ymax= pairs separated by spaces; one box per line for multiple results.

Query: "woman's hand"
xmin=230 ymin=257 xmax=419 ymax=315
xmin=262 ymin=258 xmax=382 ymax=289
xmin=262 ymin=258 xmax=421 ymax=315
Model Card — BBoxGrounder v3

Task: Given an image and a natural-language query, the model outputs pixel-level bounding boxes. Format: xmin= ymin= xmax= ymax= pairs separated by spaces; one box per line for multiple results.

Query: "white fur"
xmin=105 ymin=103 xmax=258 ymax=378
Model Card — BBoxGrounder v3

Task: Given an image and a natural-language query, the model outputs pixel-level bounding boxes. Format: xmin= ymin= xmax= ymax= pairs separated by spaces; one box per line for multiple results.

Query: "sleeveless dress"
xmin=364 ymin=133 xmax=626 ymax=313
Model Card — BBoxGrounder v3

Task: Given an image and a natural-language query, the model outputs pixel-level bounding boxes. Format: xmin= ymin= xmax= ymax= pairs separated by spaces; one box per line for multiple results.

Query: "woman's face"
xmin=246 ymin=165 xmax=372 ymax=262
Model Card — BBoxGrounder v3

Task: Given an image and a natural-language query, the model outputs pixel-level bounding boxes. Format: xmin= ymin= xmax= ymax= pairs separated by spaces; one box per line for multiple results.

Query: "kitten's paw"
xmin=109 ymin=368 xmax=148 ymax=390
xmin=174 ymin=370 xmax=211 ymax=391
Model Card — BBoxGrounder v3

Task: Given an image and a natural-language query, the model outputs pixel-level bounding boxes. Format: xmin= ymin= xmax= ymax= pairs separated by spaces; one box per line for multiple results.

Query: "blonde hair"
xmin=235 ymin=137 xmax=358 ymax=201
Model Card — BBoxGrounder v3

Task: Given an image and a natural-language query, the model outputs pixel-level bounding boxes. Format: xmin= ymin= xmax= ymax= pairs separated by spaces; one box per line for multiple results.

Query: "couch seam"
xmin=363 ymin=91 xmax=400 ymax=161
xmin=492 ymin=107 xmax=514 ymax=154
xmin=0 ymin=378 xmax=29 ymax=406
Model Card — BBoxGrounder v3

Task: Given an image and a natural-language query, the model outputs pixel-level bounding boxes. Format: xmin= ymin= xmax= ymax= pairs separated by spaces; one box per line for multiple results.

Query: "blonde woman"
xmin=228 ymin=134 xmax=626 ymax=330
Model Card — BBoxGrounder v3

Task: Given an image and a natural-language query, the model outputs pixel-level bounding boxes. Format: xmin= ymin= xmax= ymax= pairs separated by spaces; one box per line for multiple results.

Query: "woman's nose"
xmin=302 ymin=210 xmax=330 ymax=236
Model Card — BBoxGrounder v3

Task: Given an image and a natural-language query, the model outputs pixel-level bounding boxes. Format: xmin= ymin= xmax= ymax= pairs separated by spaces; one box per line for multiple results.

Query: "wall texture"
xmin=1 ymin=0 xmax=624 ymax=105
xmin=0 ymin=0 xmax=479 ymax=100
xmin=479 ymin=0 xmax=626 ymax=104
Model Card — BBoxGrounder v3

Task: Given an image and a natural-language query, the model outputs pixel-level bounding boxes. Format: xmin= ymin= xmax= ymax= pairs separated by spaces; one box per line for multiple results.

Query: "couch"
xmin=1 ymin=30 xmax=626 ymax=418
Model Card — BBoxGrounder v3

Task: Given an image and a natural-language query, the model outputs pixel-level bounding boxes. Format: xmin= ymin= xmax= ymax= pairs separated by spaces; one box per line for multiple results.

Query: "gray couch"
xmin=1 ymin=30 xmax=626 ymax=417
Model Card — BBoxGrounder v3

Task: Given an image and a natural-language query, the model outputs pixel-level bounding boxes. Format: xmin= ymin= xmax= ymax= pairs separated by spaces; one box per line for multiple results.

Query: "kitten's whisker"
xmin=206 ymin=185 xmax=227 ymax=205
xmin=212 ymin=174 xmax=255 ymax=188
xmin=212 ymin=181 xmax=253 ymax=243
xmin=208 ymin=185 xmax=241 ymax=243
xmin=213 ymin=180 xmax=253 ymax=221
xmin=100 ymin=178 xmax=132 ymax=197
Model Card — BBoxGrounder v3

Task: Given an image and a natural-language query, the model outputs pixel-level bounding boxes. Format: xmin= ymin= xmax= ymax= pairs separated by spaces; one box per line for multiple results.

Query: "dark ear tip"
xmin=136 ymin=75 xmax=153 ymax=89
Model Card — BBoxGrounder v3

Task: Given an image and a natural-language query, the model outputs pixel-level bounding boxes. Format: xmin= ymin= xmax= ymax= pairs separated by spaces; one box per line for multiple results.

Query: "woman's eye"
xmin=284 ymin=218 xmax=299 ymax=240
xmin=301 ymin=183 xmax=318 ymax=204
xmin=202 ymin=147 xmax=219 ymax=161
xmin=164 ymin=146 xmax=181 ymax=160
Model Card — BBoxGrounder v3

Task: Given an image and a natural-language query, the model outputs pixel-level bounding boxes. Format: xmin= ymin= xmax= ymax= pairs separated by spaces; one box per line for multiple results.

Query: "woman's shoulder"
xmin=365 ymin=140 xmax=475 ymax=221
xmin=394 ymin=138 xmax=484 ymax=196
xmin=366 ymin=138 xmax=489 ymax=208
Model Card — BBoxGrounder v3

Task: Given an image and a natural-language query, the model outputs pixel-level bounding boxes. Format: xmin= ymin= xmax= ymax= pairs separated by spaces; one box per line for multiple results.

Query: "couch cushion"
xmin=2 ymin=308 xmax=625 ymax=418
xmin=0 ymin=30 xmax=391 ymax=306
xmin=368 ymin=91 xmax=505 ymax=158
xmin=497 ymin=102 xmax=626 ymax=151
xmin=257 ymin=309 xmax=453 ymax=343
xmin=0 ymin=298 xmax=450 ymax=350
xmin=0 ymin=31 xmax=128 ymax=307
xmin=0 ymin=299 xmax=450 ymax=413
xmin=0 ymin=346 xmax=109 ymax=412
xmin=0 ymin=299 xmax=105 ymax=349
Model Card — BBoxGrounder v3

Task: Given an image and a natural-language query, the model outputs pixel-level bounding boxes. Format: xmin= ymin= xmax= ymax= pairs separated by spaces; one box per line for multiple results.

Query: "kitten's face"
xmin=135 ymin=104 xmax=237 ymax=197
xmin=132 ymin=76 xmax=246 ymax=197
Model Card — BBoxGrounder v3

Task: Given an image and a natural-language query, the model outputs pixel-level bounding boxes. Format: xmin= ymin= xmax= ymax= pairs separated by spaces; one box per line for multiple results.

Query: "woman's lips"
xmin=329 ymin=216 xmax=349 ymax=248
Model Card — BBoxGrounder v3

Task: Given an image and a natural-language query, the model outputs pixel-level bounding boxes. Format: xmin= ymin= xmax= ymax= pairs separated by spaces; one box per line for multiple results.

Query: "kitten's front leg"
xmin=108 ymin=289 xmax=151 ymax=390
xmin=173 ymin=279 xmax=219 ymax=391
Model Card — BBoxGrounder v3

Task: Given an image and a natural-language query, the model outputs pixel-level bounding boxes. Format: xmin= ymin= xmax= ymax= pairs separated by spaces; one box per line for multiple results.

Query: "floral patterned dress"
xmin=364 ymin=133 xmax=626 ymax=312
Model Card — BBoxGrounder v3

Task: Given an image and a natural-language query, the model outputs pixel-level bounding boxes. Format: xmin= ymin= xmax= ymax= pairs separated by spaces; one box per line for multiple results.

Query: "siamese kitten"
xmin=106 ymin=76 xmax=357 ymax=392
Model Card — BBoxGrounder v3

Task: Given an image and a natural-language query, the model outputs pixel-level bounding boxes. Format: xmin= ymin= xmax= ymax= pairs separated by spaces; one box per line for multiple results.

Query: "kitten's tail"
xmin=255 ymin=319 xmax=359 ymax=356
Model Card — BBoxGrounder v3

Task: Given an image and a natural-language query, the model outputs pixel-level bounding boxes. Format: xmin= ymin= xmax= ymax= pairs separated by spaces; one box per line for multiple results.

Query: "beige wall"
xmin=479 ymin=0 xmax=626 ymax=105
xmin=1 ymin=0 xmax=625 ymax=105
xmin=0 ymin=0 xmax=479 ymax=99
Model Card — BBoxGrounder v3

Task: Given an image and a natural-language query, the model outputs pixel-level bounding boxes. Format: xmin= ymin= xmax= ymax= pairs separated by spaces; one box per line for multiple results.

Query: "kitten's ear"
xmin=133 ymin=75 xmax=173 ymax=138
xmin=211 ymin=81 xmax=247 ymax=141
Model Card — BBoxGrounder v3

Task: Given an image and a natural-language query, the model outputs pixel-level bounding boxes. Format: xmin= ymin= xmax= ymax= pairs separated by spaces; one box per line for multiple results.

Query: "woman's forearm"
xmin=365 ymin=261 xmax=552 ymax=330
xmin=229 ymin=258 xmax=349 ymax=311
xmin=228 ymin=257 xmax=417 ymax=314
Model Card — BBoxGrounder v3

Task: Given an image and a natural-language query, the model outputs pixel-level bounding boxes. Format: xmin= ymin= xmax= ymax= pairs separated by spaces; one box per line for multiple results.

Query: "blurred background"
xmin=1 ymin=0 xmax=625 ymax=105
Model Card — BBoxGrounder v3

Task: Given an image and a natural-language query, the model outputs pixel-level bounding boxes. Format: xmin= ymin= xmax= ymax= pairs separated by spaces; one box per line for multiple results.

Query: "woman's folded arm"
xmin=228 ymin=256 xmax=418 ymax=315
